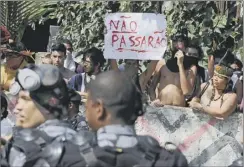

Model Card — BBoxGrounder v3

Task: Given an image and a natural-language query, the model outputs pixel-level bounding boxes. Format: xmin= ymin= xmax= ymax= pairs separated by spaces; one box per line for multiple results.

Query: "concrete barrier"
xmin=135 ymin=105 xmax=243 ymax=167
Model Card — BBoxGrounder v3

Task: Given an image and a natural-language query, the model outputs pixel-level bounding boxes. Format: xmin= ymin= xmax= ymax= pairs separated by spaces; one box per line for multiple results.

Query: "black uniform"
xmin=1 ymin=64 xmax=90 ymax=167
xmin=68 ymin=112 xmax=89 ymax=131
xmin=76 ymin=125 xmax=188 ymax=167
xmin=1 ymin=119 xmax=92 ymax=167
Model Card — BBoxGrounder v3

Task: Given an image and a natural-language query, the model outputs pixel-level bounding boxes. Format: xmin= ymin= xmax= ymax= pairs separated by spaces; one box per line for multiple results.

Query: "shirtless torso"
xmin=150 ymin=63 xmax=197 ymax=107
xmin=200 ymin=82 xmax=234 ymax=109
xmin=189 ymin=81 xmax=238 ymax=119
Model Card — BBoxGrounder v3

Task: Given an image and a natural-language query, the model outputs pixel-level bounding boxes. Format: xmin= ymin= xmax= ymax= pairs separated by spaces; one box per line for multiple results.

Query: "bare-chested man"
xmin=150 ymin=47 xmax=200 ymax=107
xmin=189 ymin=65 xmax=237 ymax=119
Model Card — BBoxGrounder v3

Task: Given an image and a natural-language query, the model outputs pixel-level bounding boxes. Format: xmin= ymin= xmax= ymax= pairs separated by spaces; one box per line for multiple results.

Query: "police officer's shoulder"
xmin=137 ymin=135 xmax=162 ymax=153
xmin=137 ymin=136 xmax=188 ymax=167
xmin=156 ymin=142 xmax=189 ymax=167
xmin=14 ymin=128 xmax=46 ymax=142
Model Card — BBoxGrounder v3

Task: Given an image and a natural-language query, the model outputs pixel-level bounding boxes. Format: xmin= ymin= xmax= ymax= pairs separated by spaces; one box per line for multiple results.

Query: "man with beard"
xmin=68 ymin=47 xmax=105 ymax=97
xmin=149 ymin=43 xmax=198 ymax=107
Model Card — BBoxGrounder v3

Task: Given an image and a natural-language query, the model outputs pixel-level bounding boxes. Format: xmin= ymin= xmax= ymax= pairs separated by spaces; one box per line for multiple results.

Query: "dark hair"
xmin=233 ymin=58 xmax=243 ymax=70
xmin=82 ymin=47 xmax=105 ymax=67
xmin=88 ymin=70 xmax=143 ymax=125
xmin=213 ymin=49 xmax=235 ymax=66
xmin=68 ymin=87 xmax=81 ymax=110
xmin=1 ymin=94 xmax=8 ymax=120
xmin=225 ymin=79 xmax=234 ymax=93
xmin=51 ymin=43 xmax=66 ymax=55
xmin=62 ymin=39 xmax=73 ymax=49
xmin=187 ymin=43 xmax=204 ymax=60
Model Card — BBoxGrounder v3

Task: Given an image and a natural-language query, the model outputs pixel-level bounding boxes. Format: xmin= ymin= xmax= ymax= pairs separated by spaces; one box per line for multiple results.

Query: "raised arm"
xmin=148 ymin=68 xmax=161 ymax=101
xmin=110 ymin=59 xmax=119 ymax=71
xmin=139 ymin=60 xmax=158 ymax=92
xmin=176 ymin=51 xmax=197 ymax=95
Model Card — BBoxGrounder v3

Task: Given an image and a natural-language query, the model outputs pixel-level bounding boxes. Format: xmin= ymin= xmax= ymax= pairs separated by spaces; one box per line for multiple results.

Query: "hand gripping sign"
xmin=104 ymin=13 xmax=167 ymax=60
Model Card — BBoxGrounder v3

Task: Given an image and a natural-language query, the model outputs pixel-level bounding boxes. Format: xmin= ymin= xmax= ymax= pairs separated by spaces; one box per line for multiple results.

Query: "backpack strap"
xmin=135 ymin=136 xmax=161 ymax=167
xmin=197 ymin=81 xmax=210 ymax=99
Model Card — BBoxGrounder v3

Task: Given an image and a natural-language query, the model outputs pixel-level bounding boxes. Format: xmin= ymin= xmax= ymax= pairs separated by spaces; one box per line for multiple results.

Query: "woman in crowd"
xmin=188 ymin=64 xmax=237 ymax=119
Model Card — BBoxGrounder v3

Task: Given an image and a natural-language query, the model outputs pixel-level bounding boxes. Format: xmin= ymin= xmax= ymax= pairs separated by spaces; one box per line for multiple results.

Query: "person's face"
xmin=83 ymin=57 xmax=95 ymax=74
xmin=212 ymin=73 xmax=228 ymax=90
xmin=186 ymin=48 xmax=199 ymax=59
xmin=5 ymin=53 xmax=24 ymax=70
xmin=172 ymin=39 xmax=186 ymax=52
xmin=51 ymin=51 xmax=66 ymax=67
xmin=13 ymin=91 xmax=45 ymax=128
xmin=64 ymin=43 xmax=72 ymax=56
xmin=42 ymin=56 xmax=52 ymax=64
xmin=85 ymin=92 xmax=107 ymax=131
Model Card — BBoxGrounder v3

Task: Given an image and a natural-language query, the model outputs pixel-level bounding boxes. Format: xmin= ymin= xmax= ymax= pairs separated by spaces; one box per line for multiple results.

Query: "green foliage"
xmin=43 ymin=1 xmax=243 ymax=67
xmin=0 ymin=1 xmax=57 ymax=42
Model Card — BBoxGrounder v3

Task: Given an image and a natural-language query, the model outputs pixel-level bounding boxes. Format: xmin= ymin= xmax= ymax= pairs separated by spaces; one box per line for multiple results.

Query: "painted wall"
xmin=135 ymin=105 xmax=243 ymax=166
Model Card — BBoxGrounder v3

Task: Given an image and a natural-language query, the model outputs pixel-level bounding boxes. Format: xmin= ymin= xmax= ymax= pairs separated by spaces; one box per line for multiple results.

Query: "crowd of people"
xmin=0 ymin=25 xmax=243 ymax=167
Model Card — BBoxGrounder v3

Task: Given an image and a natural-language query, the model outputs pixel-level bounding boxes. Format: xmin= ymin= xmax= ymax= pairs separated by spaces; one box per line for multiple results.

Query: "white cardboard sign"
xmin=104 ymin=13 xmax=167 ymax=60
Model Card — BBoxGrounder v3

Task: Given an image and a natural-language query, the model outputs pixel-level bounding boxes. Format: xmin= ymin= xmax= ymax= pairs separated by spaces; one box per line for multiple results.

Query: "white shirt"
xmin=64 ymin=53 xmax=76 ymax=72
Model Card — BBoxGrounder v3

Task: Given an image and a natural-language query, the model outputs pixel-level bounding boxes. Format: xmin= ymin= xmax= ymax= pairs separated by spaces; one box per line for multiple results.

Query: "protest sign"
xmin=104 ymin=13 xmax=167 ymax=60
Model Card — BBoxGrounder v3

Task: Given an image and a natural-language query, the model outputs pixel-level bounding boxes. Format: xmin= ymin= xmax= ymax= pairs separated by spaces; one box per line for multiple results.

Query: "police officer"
xmin=1 ymin=64 xmax=89 ymax=167
xmin=66 ymin=87 xmax=89 ymax=131
xmin=77 ymin=70 xmax=188 ymax=167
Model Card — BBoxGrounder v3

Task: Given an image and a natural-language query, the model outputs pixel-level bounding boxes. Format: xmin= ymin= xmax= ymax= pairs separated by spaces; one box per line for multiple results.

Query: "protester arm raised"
xmin=148 ymin=69 xmax=161 ymax=101
xmin=176 ymin=51 xmax=197 ymax=95
xmin=208 ymin=55 xmax=214 ymax=78
xmin=110 ymin=59 xmax=119 ymax=71
xmin=139 ymin=60 xmax=158 ymax=91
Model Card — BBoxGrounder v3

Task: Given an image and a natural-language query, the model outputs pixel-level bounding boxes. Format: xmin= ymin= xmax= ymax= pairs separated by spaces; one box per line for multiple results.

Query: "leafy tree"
xmin=44 ymin=1 xmax=243 ymax=65
xmin=0 ymin=1 xmax=57 ymax=42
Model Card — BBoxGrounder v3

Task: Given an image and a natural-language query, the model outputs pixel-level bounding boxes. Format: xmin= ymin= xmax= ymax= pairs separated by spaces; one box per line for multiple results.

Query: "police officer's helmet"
xmin=9 ymin=64 xmax=69 ymax=118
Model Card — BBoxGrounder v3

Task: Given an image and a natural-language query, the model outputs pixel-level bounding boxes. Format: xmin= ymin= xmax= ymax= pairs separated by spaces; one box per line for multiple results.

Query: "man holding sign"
xmin=105 ymin=13 xmax=167 ymax=93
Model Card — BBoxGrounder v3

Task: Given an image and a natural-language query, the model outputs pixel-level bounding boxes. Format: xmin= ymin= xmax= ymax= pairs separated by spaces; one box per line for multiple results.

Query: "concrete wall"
xmin=135 ymin=105 xmax=243 ymax=167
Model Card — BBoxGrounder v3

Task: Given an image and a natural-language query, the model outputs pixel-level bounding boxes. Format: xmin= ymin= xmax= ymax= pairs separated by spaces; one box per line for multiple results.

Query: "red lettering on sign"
xmin=155 ymin=37 xmax=162 ymax=48
xmin=148 ymin=36 xmax=154 ymax=48
xmin=130 ymin=21 xmax=137 ymax=32
xmin=112 ymin=34 xmax=119 ymax=46
xmin=120 ymin=36 xmax=126 ymax=47
xmin=121 ymin=21 xmax=127 ymax=31
xmin=109 ymin=18 xmax=166 ymax=53
xmin=109 ymin=20 xmax=120 ymax=30
xmin=120 ymin=16 xmax=131 ymax=19
xmin=129 ymin=36 xmax=135 ymax=47
xmin=140 ymin=36 xmax=147 ymax=48
xmin=134 ymin=36 xmax=142 ymax=47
